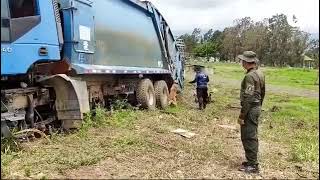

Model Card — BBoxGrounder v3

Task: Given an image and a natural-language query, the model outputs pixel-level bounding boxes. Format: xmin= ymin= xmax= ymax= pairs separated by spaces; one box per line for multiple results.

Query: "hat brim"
xmin=237 ymin=55 xmax=258 ymax=63
xmin=193 ymin=65 xmax=205 ymax=68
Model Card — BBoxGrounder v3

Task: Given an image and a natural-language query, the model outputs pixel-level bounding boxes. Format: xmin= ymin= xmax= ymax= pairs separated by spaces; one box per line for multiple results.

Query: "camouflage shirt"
xmin=240 ymin=68 xmax=265 ymax=115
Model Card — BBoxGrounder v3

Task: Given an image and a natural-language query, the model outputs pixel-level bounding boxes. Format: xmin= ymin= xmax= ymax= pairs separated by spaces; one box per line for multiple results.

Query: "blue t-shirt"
xmin=191 ymin=72 xmax=209 ymax=88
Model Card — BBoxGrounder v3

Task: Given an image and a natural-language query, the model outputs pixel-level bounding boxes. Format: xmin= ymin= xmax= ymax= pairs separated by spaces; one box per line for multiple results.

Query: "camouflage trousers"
xmin=241 ymin=106 xmax=261 ymax=165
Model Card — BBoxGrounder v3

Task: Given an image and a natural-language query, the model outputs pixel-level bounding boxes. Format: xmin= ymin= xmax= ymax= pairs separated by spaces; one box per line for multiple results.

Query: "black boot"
xmin=238 ymin=162 xmax=248 ymax=171
xmin=239 ymin=162 xmax=259 ymax=173
xmin=243 ymin=164 xmax=259 ymax=173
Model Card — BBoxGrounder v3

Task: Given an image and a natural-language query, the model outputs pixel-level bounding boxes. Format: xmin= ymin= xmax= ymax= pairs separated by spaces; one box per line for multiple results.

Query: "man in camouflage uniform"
xmin=237 ymin=51 xmax=265 ymax=173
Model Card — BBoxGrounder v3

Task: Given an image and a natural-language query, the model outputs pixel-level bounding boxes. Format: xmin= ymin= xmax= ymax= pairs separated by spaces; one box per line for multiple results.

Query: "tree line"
xmin=179 ymin=14 xmax=319 ymax=68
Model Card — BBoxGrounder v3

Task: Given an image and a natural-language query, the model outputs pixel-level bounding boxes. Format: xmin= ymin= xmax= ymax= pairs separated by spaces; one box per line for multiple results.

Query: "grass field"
xmin=1 ymin=63 xmax=319 ymax=179
xmin=196 ymin=62 xmax=319 ymax=90
xmin=262 ymin=94 xmax=319 ymax=163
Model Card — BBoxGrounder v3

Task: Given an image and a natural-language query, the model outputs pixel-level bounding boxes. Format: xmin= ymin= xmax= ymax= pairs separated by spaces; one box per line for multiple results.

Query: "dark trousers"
xmin=196 ymin=87 xmax=208 ymax=109
xmin=241 ymin=106 xmax=261 ymax=165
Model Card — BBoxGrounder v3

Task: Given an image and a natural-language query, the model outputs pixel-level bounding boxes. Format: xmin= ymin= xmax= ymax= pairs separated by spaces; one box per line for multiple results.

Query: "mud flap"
xmin=39 ymin=74 xmax=90 ymax=129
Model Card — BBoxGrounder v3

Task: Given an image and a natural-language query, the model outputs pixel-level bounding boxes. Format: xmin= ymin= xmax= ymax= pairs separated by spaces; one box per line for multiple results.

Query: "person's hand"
xmin=239 ymin=113 xmax=245 ymax=120
xmin=238 ymin=113 xmax=245 ymax=125
xmin=238 ymin=118 xmax=245 ymax=125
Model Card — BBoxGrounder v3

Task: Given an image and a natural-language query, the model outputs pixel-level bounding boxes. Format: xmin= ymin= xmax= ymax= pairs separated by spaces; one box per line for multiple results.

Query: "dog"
xmin=169 ymin=81 xmax=179 ymax=106
xmin=193 ymin=90 xmax=213 ymax=103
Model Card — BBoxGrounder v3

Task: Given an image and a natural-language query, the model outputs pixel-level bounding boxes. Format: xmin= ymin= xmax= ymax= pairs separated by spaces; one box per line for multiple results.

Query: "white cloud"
xmin=147 ymin=0 xmax=319 ymax=35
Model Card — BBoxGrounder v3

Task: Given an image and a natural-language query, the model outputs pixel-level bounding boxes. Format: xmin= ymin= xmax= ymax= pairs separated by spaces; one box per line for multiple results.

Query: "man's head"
xmin=237 ymin=51 xmax=258 ymax=70
xmin=194 ymin=65 xmax=205 ymax=73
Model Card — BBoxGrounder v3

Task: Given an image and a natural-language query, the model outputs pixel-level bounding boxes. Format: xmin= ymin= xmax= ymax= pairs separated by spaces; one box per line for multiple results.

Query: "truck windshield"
xmin=1 ymin=0 xmax=40 ymax=42
xmin=1 ymin=0 xmax=10 ymax=42
xmin=10 ymin=0 xmax=38 ymax=18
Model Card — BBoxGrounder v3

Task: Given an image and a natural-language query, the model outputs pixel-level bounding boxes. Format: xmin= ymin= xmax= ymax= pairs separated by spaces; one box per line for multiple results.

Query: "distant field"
xmin=194 ymin=62 xmax=319 ymax=90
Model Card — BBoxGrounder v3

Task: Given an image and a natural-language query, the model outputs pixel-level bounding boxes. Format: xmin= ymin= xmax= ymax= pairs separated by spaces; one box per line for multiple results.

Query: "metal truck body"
xmin=1 ymin=0 xmax=185 ymax=136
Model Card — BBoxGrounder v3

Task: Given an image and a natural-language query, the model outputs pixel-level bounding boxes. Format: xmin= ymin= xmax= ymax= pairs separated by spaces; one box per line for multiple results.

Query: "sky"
xmin=147 ymin=0 xmax=319 ymax=36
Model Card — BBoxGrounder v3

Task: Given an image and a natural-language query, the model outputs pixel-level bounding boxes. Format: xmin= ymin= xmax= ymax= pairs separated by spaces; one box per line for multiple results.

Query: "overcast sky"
xmin=147 ymin=0 xmax=319 ymax=36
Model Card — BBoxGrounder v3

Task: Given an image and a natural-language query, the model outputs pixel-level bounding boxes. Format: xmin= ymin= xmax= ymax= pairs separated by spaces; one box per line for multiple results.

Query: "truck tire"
xmin=154 ymin=80 xmax=169 ymax=109
xmin=136 ymin=79 xmax=156 ymax=110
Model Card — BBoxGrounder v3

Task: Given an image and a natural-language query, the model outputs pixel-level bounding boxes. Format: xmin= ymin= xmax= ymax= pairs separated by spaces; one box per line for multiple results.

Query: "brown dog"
xmin=169 ymin=82 xmax=179 ymax=106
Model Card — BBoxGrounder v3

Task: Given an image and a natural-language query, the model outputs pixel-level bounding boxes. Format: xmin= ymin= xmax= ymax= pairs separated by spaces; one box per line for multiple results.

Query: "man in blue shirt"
xmin=189 ymin=65 xmax=210 ymax=110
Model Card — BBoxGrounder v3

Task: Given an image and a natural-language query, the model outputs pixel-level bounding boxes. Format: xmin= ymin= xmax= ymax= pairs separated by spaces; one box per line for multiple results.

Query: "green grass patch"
xmin=264 ymin=95 xmax=319 ymax=126
xmin=203 ymin=62 xmax=319 ymax=90
xmin=1 ymin=106 xmax=142 ymax=179
xmin=1 ymin=67 xmax=318 ymax=178
xmin=212 ymin=80 xmax=319 ymax=165
xmin=111 ymin=135 xmax=156 ymax=152
xmin=291 ymin=130 xmax=319 ymax=162
xmin=161 ymin=105 xmax=185 ymax=115
xmin=78 ymin=108 xmax=109 ymax=138
xmin=264 ymin=68 xmax=318 ymax=90
xmin=262 ymin=94 xmax=319 ymax=164
xmin=107 ymin=110 xmax=137 ymax=128
xmin=78 ymin=107 xmax=137 ymax=137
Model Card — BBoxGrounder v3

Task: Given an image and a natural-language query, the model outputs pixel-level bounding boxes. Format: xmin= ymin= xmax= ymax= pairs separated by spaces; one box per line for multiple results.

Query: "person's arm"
xmin=261 ymin=76 xmax=265 ymax=106
xmin=239 ymin=75 xmax=255 ymax=119
xmin=189 ymin=74 xmax=197 ymax=84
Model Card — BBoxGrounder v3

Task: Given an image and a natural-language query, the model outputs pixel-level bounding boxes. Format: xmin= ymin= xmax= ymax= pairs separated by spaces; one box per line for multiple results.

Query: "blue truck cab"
xmin=1 ymin=0 xmax=62 ymax=75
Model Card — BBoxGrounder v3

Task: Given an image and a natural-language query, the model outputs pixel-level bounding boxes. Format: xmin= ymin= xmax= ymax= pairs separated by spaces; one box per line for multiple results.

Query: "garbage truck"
xmin=1 ymin=0 xmax=185 ymax=137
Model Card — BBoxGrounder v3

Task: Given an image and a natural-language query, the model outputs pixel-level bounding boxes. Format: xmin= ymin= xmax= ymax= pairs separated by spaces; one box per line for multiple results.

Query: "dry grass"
xmin=1 ymin=65 xmax=319 ymax=179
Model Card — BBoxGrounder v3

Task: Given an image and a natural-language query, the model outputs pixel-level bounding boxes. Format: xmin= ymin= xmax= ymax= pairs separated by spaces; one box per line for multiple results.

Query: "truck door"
xmin=71 ymin=0 xmax=94 ymax=63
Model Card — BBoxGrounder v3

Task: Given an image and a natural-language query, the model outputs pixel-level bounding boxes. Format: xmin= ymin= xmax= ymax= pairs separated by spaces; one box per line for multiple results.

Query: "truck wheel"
xmin=154 ymin=80 xmax=169 ymax=109
xmin=136 ymin=79 xmax=156 ymax=110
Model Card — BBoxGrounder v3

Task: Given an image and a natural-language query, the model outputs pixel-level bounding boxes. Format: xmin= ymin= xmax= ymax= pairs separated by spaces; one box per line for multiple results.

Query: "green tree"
xmin=179 ymin=28 xmax=202 ymax=54
xmin=220 ymin=27 xmax=238 ymax=61
xmin=220 ymin=17 xmax=254 ymax=61
xmin=181 ymin=14 xmax=310 ymax=67
xmin=179 ymin=33 xmax=196 ymax=53
xmin=193 ymin=42 xmax=218 ymax=58
xmin=219 ymin=14 xmax=310 ymax=66
xmin=203 ymin=29 xmax=214 ymax=42
xmin=241 ymin=19 xmax=270 ymax=65
xmin=266 ymin=14 xmax=294 ymax=66
xmin=306 ymin=39 xmax=319 ymax=68
xmin=192 ymin=28 xmax=202 ymax=43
